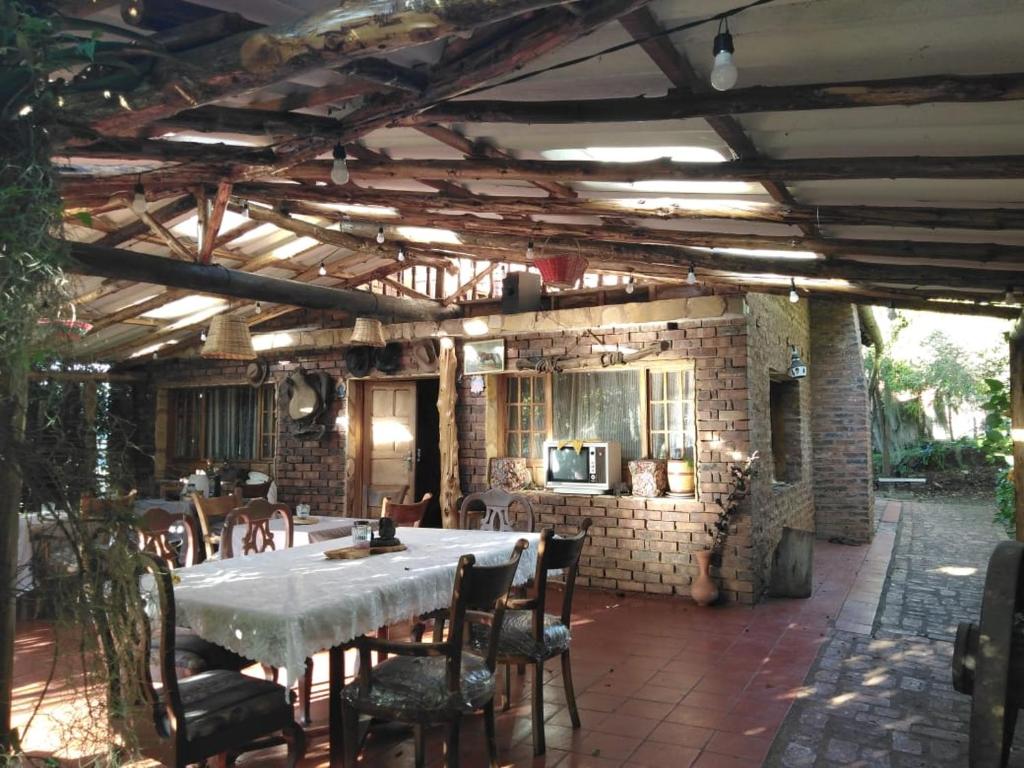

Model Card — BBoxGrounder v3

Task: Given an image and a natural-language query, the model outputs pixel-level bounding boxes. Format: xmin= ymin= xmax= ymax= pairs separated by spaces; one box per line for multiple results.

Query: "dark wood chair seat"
xmin=342 ymin=654 xmax=494 ymax=718
xmin=474 ymin=610 xmax=570 ymax=661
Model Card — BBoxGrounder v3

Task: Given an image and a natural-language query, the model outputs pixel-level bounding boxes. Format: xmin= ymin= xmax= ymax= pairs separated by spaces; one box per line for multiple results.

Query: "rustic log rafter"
xmin=200 ymin=181 xmax=234 ymax=262
xmin=619 ymin=7 xmax=817 ymax=237
xmin=444 ymin=263 xmax=499 ymax=305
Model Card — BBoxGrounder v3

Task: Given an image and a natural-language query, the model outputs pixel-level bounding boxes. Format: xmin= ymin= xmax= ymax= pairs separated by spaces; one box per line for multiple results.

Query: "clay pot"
xmin=691 ymin=549 xmax=720 ymax=607
xmin=666 ymin=459 xmax=695 ymax=495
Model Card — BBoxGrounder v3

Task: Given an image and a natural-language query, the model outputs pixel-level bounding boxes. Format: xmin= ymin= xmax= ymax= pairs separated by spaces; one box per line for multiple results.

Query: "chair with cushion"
xmin=101 ymin=552 xmax=304 ymax=768
xmin=381 ymin=492 xmax=433 ymax=528
xmin=458 ymin=488 xmax=535 ymax=533
xmin=134 ymin=508 xmax=250 ymax=681
xmin=341 ymin=539 xmax=529 ymax=768
xmin=192 ymin=493 xmax=238 ymax=561
xmin=477 ymin=519 xmax=592 ymax=756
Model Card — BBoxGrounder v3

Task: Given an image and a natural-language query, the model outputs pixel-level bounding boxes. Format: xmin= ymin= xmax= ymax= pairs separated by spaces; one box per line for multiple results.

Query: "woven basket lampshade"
xmin=201 ymin=315 xmax=256 ymax=359
xmin=350 ymin=317 xmax=387 ymax=347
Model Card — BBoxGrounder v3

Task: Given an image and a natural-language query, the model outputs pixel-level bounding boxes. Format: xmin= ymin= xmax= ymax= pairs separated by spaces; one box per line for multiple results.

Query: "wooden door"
xmin=362 ymin=382 xmax=417 ymax=516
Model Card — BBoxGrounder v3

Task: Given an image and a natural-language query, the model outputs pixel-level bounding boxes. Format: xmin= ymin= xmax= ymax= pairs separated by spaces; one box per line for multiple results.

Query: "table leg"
xmin=329 ymin=645 xmax=344 ymax=767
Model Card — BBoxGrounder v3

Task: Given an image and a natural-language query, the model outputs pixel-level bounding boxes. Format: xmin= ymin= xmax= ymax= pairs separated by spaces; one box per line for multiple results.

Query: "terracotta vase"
xmin=691 ymin=549 xmax=720 ymax=607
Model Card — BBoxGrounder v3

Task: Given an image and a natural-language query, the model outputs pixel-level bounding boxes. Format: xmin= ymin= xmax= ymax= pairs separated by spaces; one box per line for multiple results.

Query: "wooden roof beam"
xmin=407 ymin=71 xmax=1024 ymax=125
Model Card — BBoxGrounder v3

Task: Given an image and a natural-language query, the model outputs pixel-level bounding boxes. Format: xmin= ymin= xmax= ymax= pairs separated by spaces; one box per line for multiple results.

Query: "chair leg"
xmin=414 ymin=723 xmax=426 ymax=768
xmin=301 ymin=656 xmax=314 ymax=725
xmin=209 ymin=754 xmax=228 ymax=768
xmin=445 ymin=719 xmax=461 ymax=768
xmin=561 ymin=650 xmax=581 ymax=729
xmin=503 ymin=663 xmax=511 ymax=711
xmin=484 ymin=701 xmax=499 ymax=768
xmin=341 ymin=699 xmax=360 ymax=768
xmin=531 ymin=660 xmax=546 ymax=756
xmin=261 ymin=663 xmax=278 ymax=682
xmin=377 ymin=624 xmax=389 ymax=661
xmin=283 ymin=720 xmax=306 ymax=768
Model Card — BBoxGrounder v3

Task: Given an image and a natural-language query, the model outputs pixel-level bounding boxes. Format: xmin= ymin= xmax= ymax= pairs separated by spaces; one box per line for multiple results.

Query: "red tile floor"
xmin=12 ymin=539 xmax=873 ymax=767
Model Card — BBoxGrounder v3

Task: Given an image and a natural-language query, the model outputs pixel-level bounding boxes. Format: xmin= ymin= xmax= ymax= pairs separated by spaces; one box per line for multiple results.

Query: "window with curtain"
xmin=170 ymin=384 xmax=276 ymax=461
xmin=648 ymin=368 xmax=696 ymax=462
xmin=553 ymin=369 xmax=644 ymax=460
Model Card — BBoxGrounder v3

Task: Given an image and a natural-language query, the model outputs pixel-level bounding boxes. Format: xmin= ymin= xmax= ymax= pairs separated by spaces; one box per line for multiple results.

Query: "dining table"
xmin=173 ymin=526 xmax=539 ymax=766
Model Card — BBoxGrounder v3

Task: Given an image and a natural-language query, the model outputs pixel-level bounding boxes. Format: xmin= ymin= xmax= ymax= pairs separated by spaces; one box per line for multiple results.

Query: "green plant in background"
xmin=978 ymin=377 xmax=1015 ymax=534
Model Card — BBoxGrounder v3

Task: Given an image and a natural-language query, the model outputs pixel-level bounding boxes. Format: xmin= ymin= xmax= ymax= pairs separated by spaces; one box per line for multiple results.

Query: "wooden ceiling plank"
xmin=200 ymin=181 xmax=233 ymax=263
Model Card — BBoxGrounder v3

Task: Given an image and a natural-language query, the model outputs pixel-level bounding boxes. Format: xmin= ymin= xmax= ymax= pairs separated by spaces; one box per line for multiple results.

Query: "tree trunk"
xmin=437 ymin=341 xmax=462 ymax=529
xmin=0 ymin=368 xmax=27 ymax=752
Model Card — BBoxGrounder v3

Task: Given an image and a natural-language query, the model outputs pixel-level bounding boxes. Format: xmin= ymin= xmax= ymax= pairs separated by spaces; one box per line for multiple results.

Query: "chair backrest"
xmin=458 ymin=488 xmax=535 ymax=532
xmin=192 ymin=493 xmax=239 ymax=560
xmin=530 ymin=518 xmax=593 ymax=627
xmin=381 ymin=492 xmax=433 ymax=527
xmin=221 ymin=499 xmax=293 ymax=559
xmin=82 ymin=489 xmax=138 ymax=518
xmin=365 ymin=484 xmax=408 ymax=517
xmin=233 ymin=480 xmax=272 ymax=501
xmin=136 ymin=507 xmax=197 ymax=569
xmin=96 ymin=550 xmax=182 ymax=766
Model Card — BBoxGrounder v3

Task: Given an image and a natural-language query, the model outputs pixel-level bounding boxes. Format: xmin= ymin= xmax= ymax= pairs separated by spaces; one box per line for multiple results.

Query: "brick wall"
xmin=810 ymin=300 xmax=875 ymax=541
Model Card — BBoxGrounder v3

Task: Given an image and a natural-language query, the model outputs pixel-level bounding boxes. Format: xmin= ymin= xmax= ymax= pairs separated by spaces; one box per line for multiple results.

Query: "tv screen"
xmin=548 ymin=447 xmax=589 ymax=482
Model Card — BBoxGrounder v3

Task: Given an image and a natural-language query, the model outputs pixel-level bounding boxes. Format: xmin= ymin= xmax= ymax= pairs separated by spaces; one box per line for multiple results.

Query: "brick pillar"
xmin=809 ymin=301 xmax=874 ymax=542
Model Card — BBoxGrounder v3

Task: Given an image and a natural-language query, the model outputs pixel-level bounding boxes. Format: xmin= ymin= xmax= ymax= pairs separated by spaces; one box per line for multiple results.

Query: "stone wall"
xmin=810 ymin=300 xmax=875 ymax=541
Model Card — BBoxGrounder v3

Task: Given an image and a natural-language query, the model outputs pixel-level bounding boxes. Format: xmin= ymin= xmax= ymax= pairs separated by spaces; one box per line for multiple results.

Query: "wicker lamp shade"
xmin=201 ymin=315 xmax=256 ymax=359
xmin=349 ymin=317 xmax=387 ymax=347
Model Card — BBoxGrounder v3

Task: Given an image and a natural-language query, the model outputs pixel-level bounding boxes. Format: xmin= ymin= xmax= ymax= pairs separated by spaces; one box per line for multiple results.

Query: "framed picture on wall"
xmin=463 ymin=339 xmax=505 ymax=375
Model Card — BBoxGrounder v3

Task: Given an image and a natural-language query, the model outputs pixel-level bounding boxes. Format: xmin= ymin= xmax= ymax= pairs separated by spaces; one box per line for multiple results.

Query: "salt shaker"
xmin=353 ymin=521 xmax=372 ymax=549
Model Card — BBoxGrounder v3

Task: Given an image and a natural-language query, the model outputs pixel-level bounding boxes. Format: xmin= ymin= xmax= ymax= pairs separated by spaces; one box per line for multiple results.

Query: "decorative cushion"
xmin=473 ymin=611 xmax=571 ymax=661
xmin=178 ymin=670 xmax=292 ymax=741
xmin=342 ymin=654 xmax=494 ymax=715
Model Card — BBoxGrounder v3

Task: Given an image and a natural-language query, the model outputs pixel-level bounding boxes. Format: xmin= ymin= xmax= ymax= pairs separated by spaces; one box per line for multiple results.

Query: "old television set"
xmin=543 ymin=440 xmax=621 ymax=495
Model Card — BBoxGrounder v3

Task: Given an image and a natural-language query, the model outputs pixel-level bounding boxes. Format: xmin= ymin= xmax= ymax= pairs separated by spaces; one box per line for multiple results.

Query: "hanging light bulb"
xmin=1005 ymin=287 xmax=1017 ymax=304
xmin=200 ymin=329 xmax=208 ymax=342
xmin=254 ymin=302 xmax=262 ymax=314
xmin=788 ymin=278 xmax=800 ymax=303
xmin=240 ymin=201 xmax=250 ymax=220
xmin=330 ymin=143 xmax=349 ymax=185
xmin=318 ymin=262 xmax=327 ymax=277
xmin=526 ymin=239 xmax=535 ymax=259
xmin=625 ymin=277 xmax=635 ymax=295
xmin=396 ymin=245 xmax=406 ymax=262
xmin=710 ymin=20 xmax=738 ymax=92
xmin=686 ymin=264 xmax=697 ymax=285
xmin=887 ymin=302 xmax=897 ymax=321
xmin=376 ymin=226 xmax=385 ymax=244
xmin=131 ymin=180 xmax=147 ymax=214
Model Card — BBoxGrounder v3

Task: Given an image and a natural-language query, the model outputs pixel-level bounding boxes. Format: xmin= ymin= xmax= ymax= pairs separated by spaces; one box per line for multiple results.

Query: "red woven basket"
xmin=534 ymin=252 xmax=588 ymax=288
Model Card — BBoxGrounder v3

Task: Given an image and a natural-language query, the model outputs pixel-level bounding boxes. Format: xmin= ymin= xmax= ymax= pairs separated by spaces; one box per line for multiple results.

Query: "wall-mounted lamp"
xmin=788 ymin=345 xmax=807 ymax=379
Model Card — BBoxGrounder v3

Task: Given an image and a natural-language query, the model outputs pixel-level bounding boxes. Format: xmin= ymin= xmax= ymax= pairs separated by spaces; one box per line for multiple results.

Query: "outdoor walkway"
xmin=766 ymin=498 xmax=1019 ymax=768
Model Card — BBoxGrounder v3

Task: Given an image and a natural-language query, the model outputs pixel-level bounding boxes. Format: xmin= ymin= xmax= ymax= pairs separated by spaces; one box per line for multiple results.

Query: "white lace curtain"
xmin=552 ymin=370 xmax=643 ymax=460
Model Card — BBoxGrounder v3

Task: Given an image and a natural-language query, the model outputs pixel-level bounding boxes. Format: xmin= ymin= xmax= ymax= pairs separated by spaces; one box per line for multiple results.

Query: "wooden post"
xmin=437 ymin=339 xmax=462 ymax=529
xmin=0 ymin=367 xmax=27 ymax=752
xmin=1010 ymin=319 xmax=1024 ymax=540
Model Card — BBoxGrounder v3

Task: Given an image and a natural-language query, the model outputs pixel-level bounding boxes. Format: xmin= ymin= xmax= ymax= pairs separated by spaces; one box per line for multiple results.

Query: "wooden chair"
xmin=365 ymin=484 xmax=408 ymax=517
xmin=381 ymin=492 xmax=433 ymax=527
xmin=101 ymin=552 xmax=304 ymax=768
xmin=341 ymin=540 xmax=529 ymax=768
xmin=483 ymin=519 xmax=593 ymax=756
xmin=233 ymin=480 xmax=273 ymax=502
xmin=220 ymin=499 xmax=312 ymax=726
xmin=221 ymin=499 xmax=293 ymax=559
xmin=136 ymin=507 xmax=197 ymax=569
xmin=458 ymin=488 xmax=536 ymax=533
xmin=192 ymin=493 xmax=238 ymax=561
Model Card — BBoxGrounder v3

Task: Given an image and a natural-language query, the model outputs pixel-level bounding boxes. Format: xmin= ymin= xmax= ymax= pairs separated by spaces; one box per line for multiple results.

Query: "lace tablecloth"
xmin=226 ymin=516 xmax=375 ymax=554
xmin=174 ymin=527 xmax=538 ymax=681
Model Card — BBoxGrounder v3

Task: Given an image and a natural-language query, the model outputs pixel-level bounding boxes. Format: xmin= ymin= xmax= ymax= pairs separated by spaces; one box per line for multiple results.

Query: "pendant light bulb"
xmin=397 ymin=245 xmax=406 ymax=263
xmin=131 ymin=182 xmax=147 ymax=214
xmin=330 ymin=143 xmax=350 ymax=185
xmin=887 ymin=302 xmax=897 ymax=321
xmin=376 ymin=226 xmax=385 ymax=244
xmin=686 ymin=264 xmax=697 ymax=285
xmin=241 ymin=201 xmax=250 ymax=220
xmin=200 ymin=329 xmax=208 ymax=342
xmin=1005 ymin=287 xmax=1017 ymax=305
xmin=625 ymin=277 xmax=635 ymax=295
xmin=789 ymin=278 xmax=800 ymax=304
xmin=254 ymin=302 xmax=262 ymax=314
xmin=318 ymin=262 xmax=327 ymax=277
xmin=526 ymin=239 xmax=535 ymax=259
xmin=710 ymin=29 xmax=738 ymax=92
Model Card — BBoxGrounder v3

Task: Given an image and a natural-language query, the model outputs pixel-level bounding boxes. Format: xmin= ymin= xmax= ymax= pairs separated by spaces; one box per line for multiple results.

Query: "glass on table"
xmin=353 ymin=521 xmax=372 ymax=549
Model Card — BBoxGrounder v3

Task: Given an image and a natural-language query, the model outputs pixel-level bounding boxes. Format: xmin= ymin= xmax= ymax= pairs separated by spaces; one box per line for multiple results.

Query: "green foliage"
xmin=978 ymin=377 xmax=1015 ymax=534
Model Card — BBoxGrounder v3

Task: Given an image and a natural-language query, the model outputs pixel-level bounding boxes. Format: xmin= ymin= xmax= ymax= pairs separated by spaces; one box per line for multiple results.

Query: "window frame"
xmin=167 ymin=383 xmax=277 ymax=463
xmin=492 ymin=360 xmax=697 ymax=469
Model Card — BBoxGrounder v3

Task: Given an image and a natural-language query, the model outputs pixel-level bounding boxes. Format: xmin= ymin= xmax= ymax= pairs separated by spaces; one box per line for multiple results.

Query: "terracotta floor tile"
xmin=679 ymin=690 xmax=737 ymax=712
xmin=630 ymin=684 xmax=687 ymax=705
xmin=704 ymin=730 xmax=773 ymax=762
xmin=690 ymin=750 xmax=764 ymax=768
xmin=576 ymin=691 xmax=628 ymax=713
xmin=626 ymin=741 xmax=700 ymax=768
xmin=556 ymin=752 xmax=624 ymax=768
xmin=590 ymin=713 xmax=660 ymax=739
xmin=567 ymin=731 xmax=645 ymax=761
xmin=664 ymin=704 xmax=727 ymax=730
xmin=647 ymin=721 xmax=715 ymax=749
xmin=616 ymin=698 xmax=676 ymax=720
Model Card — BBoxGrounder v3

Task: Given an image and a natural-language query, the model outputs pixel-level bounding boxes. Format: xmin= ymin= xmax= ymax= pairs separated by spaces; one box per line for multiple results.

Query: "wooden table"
xmin=173 ymin=526 xmax=538 ymax=765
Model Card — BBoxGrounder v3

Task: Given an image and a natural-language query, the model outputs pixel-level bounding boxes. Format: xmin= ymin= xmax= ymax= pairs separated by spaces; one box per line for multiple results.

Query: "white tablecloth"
xmin=174 ymin=527 xmax=538 ymax=681
xmin=226 ymin=516 xmax=375 ymax=554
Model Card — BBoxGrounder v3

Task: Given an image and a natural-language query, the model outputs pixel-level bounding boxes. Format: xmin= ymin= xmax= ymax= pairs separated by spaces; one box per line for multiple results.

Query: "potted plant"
xmin=691 ymin=452 xmax=759 ymax=606
xmin=666 ymin=449 xmax=695 ymax=496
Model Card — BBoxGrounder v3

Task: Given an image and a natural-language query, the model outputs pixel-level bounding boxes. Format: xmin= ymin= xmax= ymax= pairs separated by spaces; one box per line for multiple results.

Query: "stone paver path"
xmin=766 ymin=498 xmax=1022 ymax=768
